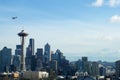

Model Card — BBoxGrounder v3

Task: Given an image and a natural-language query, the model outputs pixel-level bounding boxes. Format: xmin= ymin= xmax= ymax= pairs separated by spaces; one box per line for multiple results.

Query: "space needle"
xmin=18 ymin=30 xmax=28 ymax=71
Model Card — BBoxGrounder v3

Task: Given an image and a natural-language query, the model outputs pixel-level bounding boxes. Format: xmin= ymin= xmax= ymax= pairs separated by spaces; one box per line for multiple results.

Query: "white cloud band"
xmin=92 ymin=0 xmax=120 ymax=7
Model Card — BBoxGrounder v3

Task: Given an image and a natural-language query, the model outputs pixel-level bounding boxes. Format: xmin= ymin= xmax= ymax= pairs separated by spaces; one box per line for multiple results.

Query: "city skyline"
xmin=0 ymin=0 xmax=120 ymax=61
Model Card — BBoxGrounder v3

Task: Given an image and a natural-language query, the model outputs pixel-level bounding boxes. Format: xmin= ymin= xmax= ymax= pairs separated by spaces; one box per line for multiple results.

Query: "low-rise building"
xmin=23 ymin=71 xmax=49 ymax=80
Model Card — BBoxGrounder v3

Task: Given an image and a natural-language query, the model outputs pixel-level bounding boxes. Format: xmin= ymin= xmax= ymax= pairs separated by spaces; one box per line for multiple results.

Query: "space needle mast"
xmin=18 ymin=30 xmax=28 ymax=71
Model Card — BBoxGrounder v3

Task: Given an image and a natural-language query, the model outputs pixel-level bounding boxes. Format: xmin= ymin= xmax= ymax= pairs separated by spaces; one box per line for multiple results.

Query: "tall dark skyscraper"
xmin=44 ymin=43 xmax=51 ymax=63
xmin=99 ymin=66 xmax=106 ymax=76
xmin=82 ymin=57 xmax=89 ymax=72
xmin=36 ymin=48 xmax=43 ymax=70
xmin=55 ymin=49 xmax=64 ymax=64
xmin=26 ymin=38 xmax=35 ymax=57
xmin=29 ymin=38 xmax=34 ymax=55
xmin=25 ymin=38 xmax=35 ymax=71
xmin=0 ymin=47 xmax=12 ymax=72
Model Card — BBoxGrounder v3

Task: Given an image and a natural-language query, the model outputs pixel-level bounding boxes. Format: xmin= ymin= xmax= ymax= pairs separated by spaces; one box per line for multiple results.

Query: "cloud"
xmin=92 ymin=0 xmax=104 ymax=7
xmin=91 ymin=0 xmax=120 ymax=7
xmin=110 ymin=15 xmax=120 ymax=23
xmin=109 ymin=0 xmax=120 ymax=7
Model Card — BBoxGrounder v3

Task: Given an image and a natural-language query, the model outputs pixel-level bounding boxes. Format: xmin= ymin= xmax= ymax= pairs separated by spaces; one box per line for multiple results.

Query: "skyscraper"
xmin=76 ymin=59 xmax=82 ymax=71
xmin=82 ymin=57 xmax=88 ymax=72
xmin=29 ymin=38 xmax=34 ymax=55
xmin=26 ymin=38 xmax=35 ymax=57
xmin=55 ymin=49 xmax=64 ymax=68
xmin=36 ymin=48 xmax=43 ymax=59
xmin=91 ymin=62 xmax=99 ymax=77
xmin=44 ymin=43 xmax=51 ymax=63
xmin=12 ymin=55 xmax=21 ymax=71
xmin=15 ymin=45 xmax=22 ymax=55
xmin=31 ymin=55 xmax=36 ymax=71
xmin=116 ymin=60 xmax=120 ymax=78
xmin=25 ymin=57 xmax=31 ymax=71
xmin=36 ymin=48 xmax=43 ymax=70
xmin=0 ymin=47 xmax=12 ymax=72
xmin=26 ymin=38 xmax=35 ymax=71
xmin=99 ymin=66 xmax=106 ymax=76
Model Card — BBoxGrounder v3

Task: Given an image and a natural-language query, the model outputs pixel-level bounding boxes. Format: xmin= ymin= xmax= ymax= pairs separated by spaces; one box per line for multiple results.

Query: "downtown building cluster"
xmin=0 ymin=38 xmax=120 ymax=79
xmin=0 ymin=38 xmax=69 ymax=75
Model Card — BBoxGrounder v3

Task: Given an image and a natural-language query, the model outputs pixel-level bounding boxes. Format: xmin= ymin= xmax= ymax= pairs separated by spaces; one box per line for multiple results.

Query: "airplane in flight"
xmin=12 ymin=16 xmax=17 ymax=19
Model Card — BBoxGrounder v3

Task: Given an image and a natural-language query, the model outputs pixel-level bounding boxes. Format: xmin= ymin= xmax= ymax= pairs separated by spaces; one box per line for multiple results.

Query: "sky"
xmin=0 ymin=0 xmax=120 ymax=62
